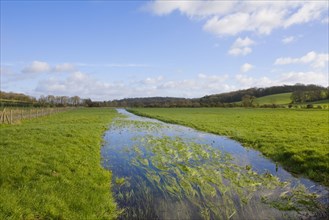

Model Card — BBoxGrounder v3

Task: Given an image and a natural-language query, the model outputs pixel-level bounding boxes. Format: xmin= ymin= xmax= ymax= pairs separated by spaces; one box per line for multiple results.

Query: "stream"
xmin=101 ymin=109 xmax=328 ymax=219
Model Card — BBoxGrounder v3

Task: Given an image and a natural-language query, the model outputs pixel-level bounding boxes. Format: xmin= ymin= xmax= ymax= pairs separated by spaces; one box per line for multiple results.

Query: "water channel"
xmin=102 ymin=109 xmax=328 ymax=219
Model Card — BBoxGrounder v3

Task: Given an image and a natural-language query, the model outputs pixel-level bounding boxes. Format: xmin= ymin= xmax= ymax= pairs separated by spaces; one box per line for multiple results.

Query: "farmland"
xmin=129 ymin=108 xmax=329 ymax=186
xmin=0 ymin=108 xmax=119 ymax=219
xmin=253 ymin=93 xmax=292 ymax=105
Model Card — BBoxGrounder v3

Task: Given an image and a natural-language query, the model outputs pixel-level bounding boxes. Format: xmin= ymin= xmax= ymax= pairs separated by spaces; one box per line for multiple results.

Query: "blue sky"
xmin=1 ymin=0 xmax=328 ymax=100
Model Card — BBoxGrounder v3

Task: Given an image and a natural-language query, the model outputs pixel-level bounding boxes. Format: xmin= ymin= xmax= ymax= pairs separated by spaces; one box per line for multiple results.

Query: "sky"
xmin=1 ymin=0 xmax=328 ymax=101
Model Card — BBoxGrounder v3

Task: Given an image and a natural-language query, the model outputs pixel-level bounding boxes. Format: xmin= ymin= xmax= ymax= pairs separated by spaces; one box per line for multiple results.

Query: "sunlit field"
xmin=0 ymin=108 xmax=119 ymax=219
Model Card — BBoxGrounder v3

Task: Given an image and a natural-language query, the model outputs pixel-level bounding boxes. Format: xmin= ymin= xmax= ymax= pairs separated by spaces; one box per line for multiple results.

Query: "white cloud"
xmin=283 ymin=2 xmax=328 ymax=28
xmin=235 ymin=70 xmax=328 ymax=89
xmin=145 ymin=1 xmax=328 ymax=36
xmin=279 ymin=71 xmax=328 ymax=85
xmin=35 ymin=72 xmax=232 ymax=100
xmin=53 ymin=63 xmax=75 ymax=72
xmin=235 ymin=74 xmax=275 ymax=88
xmin=140 ymin=76 xmax=164 ymax=85
xmin=203 ymin=8 xmax=284 ymax=36
xmin=228 ymin=37 xmax=255 ymax=56
xmin=274 ymin=51 xmax=329 ymax=68
xmin=35 ymin=71 xmax=126 ymax=100
xmin=240 ymin=63 xmax=254 ymax=73
xmin=75 ymin=63 xmax=150 ymax=68
xmin=144 ymin=1 xmax=235 ymax=17
xmin=22 ymin=61 xmax=51 ymax=73
xmin=21 ymin=61 xmax=78 ymax=74
xmin=282 ymin=36 xmax=295 ymax=44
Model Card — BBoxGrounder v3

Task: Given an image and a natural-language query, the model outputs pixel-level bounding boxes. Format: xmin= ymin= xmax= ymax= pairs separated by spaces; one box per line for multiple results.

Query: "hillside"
xmin=254 ymin=93 xmax=292 ymax=105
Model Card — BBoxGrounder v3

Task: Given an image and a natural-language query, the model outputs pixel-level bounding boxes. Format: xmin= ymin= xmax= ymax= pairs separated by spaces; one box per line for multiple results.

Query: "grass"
xmin=234 ymin=93 xmax=328 ymax=108
xmin=0 ymin=108 xmax=119 ymax=219
xmin=128 ymin=108 xmax=329 ymax=186
xmin=254 ymin=93 xmax=292 ymax=105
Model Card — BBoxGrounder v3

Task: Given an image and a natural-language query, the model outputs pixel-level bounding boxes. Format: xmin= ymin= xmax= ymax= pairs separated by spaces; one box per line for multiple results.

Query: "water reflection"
xmin=102 ymin=109 xmax=328 ymax=219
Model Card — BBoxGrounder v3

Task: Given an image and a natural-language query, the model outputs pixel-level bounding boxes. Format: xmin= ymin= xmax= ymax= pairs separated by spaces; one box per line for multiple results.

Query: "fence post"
xmin=10 ymin=110 xmax=13 ymax=124
xmin=36 ymin=109 xmax=38 ymax=118
xmin=0 ymin=108 xmax=4 ymax=123
xmin=29 ymin=109 xmax=31 ymax=119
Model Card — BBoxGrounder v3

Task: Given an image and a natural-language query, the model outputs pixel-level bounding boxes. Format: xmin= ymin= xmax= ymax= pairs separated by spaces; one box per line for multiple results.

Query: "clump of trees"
xmin=290 ymin=89 xmax=328 ymax=103
xmin=241 ymin=95 xmax=256 ymax=107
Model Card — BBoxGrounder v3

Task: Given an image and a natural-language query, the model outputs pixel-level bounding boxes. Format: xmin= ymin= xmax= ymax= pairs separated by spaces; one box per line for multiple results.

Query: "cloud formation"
xmin=240 ymin=63 xmax=254 ymax=73
xmin=146 ymin=1 xmax=328 ymax=36
xmin=235 ymin=71 xmax=327 ymax=89
xmin=53 ymin=63 xmax=76 ymax=72
xmin=282 ymin=36 xmax=295 ymax=44
xmin=22 ymin=61 xmax=51 ymax=73
xmin=22 ymin=61 xmax=76 ymax=74
xmin=279 ymin=71 xmax=327 ymax=85
xmin=274 ymin=51 xmax=329 ymax=68
xmin=34 ymin=71 xmax=233 ymax=100
xmin=228 ymin=37 xmax=255 ymax=56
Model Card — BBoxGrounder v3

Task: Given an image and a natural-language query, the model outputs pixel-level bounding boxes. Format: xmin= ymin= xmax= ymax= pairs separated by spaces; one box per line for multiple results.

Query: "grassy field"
xmin=254 ymin=93 xmax=292 ymax=105
xmin=234 ymin=93 xmax=328 ymax=108
xmin=129 ymin=108 xmax=329 ymax=186
xmin=0 ymin=108 xmax=119 ymax=219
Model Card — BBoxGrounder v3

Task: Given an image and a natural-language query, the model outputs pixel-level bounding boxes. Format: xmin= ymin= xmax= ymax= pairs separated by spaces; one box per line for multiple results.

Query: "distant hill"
xmin=199 ymin=84 xmax=327 ymax=107
xmin=236 ymin=93 xmax=328 ymax=107
xmin=253 ymin=93 xmax=292 ymax=105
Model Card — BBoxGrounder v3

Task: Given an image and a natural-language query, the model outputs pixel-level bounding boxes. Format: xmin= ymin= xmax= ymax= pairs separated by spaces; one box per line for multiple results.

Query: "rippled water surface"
xmin=102 ymin=109 xmax=328 ymax=219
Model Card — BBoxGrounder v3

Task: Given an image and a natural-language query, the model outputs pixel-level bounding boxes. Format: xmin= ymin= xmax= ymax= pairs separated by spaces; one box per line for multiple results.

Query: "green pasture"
xmin=129 ymin=108 xmax=329 ymax=186
xmin=254 ymin=93 xmax=292 ymax=105
xmin=0 ymin=108 xmax=119 ymax=219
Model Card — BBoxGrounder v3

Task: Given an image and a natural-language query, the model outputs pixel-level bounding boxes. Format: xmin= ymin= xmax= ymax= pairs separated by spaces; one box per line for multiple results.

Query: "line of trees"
xmin=0 ymin=91 xmax=88 ymax=107
xmin=1 ymin=83 xmax=328 ymax=108
xmin=38 ymin=95 xmax=83 ymax=107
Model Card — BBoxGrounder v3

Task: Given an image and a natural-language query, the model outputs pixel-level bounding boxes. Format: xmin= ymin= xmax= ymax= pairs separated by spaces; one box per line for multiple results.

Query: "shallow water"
xmin=102 ymin=109 xmax=328 ymax=219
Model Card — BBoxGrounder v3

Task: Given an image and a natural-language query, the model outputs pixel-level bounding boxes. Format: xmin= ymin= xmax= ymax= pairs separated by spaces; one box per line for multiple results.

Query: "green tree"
xmin=242 ymin=95 xmax=255 ymax=107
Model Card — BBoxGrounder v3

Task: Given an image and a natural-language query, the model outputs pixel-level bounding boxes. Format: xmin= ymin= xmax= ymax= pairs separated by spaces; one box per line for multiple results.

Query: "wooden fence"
xmin=0 ymin=108 xmax=71 ymax=124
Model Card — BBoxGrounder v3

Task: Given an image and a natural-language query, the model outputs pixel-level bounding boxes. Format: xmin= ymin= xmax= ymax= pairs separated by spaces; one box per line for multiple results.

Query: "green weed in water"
xmin=109 ymin=117 xmax=325 ymax=219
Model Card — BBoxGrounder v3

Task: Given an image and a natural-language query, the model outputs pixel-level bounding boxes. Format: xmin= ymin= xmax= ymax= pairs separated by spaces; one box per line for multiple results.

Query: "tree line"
xmin=1 ymin=84 xmax=328 ymax=108
xmin=0 ymin=91 xmax=88 ymax=107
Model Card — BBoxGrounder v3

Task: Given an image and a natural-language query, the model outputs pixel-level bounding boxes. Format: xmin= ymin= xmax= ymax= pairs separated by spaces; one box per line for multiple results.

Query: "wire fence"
xmin=0 ymin=107 xmax=73 ymax=124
